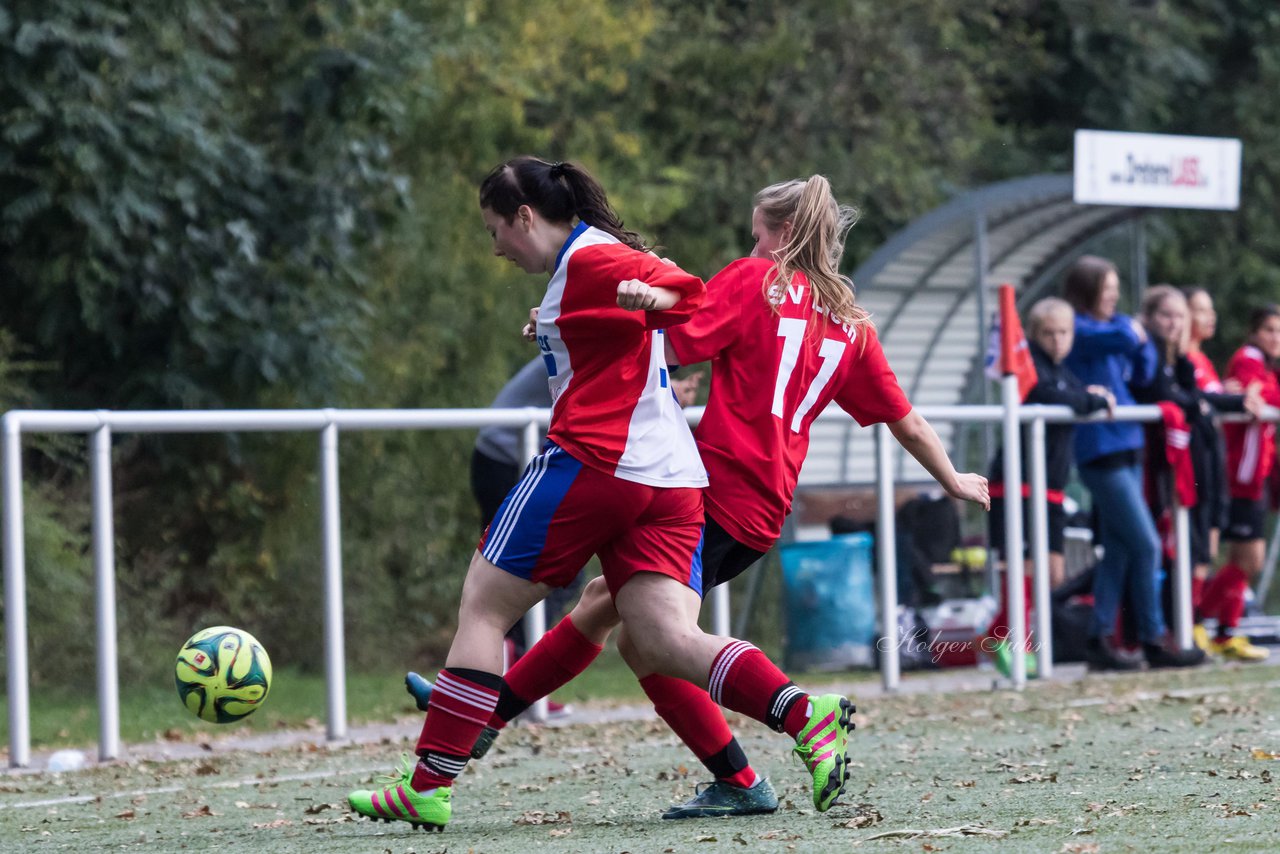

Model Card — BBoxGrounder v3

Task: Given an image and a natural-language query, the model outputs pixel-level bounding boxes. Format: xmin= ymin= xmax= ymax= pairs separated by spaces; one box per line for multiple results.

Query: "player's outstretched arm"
xmin=887 ymin=409 xmax=990 ymax=510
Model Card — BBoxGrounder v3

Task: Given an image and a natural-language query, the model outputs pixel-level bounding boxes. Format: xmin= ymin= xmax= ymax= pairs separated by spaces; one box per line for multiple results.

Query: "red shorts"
xmin=479 ymin=443 xmax=705 ymax=595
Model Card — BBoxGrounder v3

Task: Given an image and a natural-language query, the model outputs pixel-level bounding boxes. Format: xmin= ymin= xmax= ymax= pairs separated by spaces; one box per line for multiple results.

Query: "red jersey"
xmin=539 ymin=223 xmax=708 ymax=488
xmin=666 ymin=257 xmax=911 ymax=550
xmin=1222 ymin=345 xmax=1280 ymax=500
xmin=1186 ymin=349 xmax=1224 ymax=392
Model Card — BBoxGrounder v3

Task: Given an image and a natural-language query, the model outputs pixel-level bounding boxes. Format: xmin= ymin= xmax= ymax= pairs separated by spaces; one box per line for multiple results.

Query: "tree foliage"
xmin=0 ymin=0 xmax=417 ymax=409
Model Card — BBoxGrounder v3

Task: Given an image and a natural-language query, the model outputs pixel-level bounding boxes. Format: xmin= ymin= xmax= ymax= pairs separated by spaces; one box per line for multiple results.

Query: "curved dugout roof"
xmin=800 ymin=173 xmax=1145 ymax=487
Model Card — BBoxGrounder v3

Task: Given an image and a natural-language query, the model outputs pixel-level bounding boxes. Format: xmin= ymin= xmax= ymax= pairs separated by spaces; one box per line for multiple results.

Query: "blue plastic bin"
xmin=779 ymin=533 xmax=876 ymax=671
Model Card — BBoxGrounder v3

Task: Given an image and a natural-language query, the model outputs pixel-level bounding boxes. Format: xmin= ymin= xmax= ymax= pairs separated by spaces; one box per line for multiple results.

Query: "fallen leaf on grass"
xmin=114 ymin=809 xmax=135 ymax=820
xmin=252 ymin=819 xmax=293 ymax=829
xmin=758 ymin=830 xmax=802 ymax=841
xmin=513 ymin=810 xmax=570 ymax=826
xmin=303 ymin=815 xmax=353 ymax=826
xmin=549 ymin=828 xmax=572 ymax=837
xmin=834 ymin=804 xmax=884 ymax=829
xmin=303 ymin=802 xmax=339 ymax=815
xmin=181 ymin=805 xmax=219 ymax=819
xmin=1014 ymin=818 xmax=1059 ymax=827
xmin=193 ymin=761 xmax=218 ymax=776
xmin=1251 ymin=748 xmax=1280 ymax=760
xmin=858 ymin=824 xmax=1008 ymax=843
xmin=696 ymin=835 xmax=717 ymax=842
xmin=1009 ymin=773 xmax=1059 ymax=784
xmin=1060 ymin=844 xmax=1100 ymax=853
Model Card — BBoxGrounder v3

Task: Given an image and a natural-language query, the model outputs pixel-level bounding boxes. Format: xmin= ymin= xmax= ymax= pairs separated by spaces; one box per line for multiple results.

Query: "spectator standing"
xmin=1136 ymin=286 xmax=1254 ymax=647
xmin=985 ymin=298 xmax=1113 ymax=677
xmin=1200 ymin=305 xmax=1280 ymax=661
xmin=1061 ymin=257 xmax=1203 ymax=670
xmin=1182 ymin=287 xmax=1232 ymax=619
xmin=1132 ymin=287 xmax=1257 ymax=654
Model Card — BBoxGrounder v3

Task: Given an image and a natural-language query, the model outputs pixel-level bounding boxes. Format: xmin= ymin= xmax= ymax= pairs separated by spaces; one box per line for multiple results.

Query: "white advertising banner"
xmin=1074 ymin=130 xmax=1241 ymax=210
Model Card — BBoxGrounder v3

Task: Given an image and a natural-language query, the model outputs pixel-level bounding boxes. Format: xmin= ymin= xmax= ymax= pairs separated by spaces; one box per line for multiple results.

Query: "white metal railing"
xmin=3 ymin=407 xmax=560 ymax=768
xmin=4 ymin=402 xmax=1276 ymax=767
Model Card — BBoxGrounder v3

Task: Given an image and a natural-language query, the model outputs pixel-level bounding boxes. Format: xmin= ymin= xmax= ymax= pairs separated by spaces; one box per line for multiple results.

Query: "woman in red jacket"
xmin=1200 ymin=304 xmax=1280 ymax=661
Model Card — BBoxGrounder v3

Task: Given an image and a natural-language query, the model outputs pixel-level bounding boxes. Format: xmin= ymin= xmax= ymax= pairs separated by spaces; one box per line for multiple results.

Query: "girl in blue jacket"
xmin=1062 ymin=256 xmax=1203 ymax=671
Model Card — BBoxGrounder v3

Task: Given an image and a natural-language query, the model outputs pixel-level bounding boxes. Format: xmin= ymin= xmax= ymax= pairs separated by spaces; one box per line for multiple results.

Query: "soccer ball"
xmin=175 ymin=626 xmax=273 ymax=724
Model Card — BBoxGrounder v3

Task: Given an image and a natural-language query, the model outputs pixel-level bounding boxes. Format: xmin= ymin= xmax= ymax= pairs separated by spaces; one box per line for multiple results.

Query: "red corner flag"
xmin=998 ymin=284 xmax=1037 ymax=401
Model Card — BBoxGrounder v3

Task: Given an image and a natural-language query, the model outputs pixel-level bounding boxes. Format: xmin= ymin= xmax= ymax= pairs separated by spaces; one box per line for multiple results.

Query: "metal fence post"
xmin=319 ymin=415 xmax=347 ymax=740
xmin=1028 ymin=416 xmax=1053 ymax=678
xmin=1172 ymin=504 xmax=1193 ymax=650
xmin=1000 ymin=376 xmax=1027 ymax=690
xmin=3 ymin=413 xmax=30 ymax=768
xmin=521 ymin=413 xmax=549 ymax=723
xmin=91 ymin=421 xmax=121 ymax=761
xmin=875 ymin=422 xmax=900 ymax=692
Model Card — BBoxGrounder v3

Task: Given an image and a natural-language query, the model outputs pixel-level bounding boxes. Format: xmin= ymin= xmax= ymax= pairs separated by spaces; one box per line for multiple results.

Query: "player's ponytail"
xmin=754 ymin=176 xmax=871 ymax=339
xmin=479 ymin=156 xmax=648 ymax=251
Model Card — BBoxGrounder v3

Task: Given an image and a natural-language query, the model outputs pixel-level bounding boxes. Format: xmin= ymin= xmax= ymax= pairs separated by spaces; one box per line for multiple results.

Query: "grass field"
xmin=3 ymin=659 xmax=1280 ymax=852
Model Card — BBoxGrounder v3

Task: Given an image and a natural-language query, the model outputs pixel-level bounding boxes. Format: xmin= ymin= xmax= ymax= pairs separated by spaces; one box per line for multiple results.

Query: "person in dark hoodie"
xmin=989 ymin=297 xmax=1114 ymax=586
xmin=985 ymin=297 xmax=1114 ymax=678
xmin=1062 ymin=256 xmax=1203 ymax=671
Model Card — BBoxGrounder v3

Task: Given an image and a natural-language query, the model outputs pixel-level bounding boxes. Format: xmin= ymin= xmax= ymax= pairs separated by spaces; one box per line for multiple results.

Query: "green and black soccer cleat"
xmin=792 ymin=694 xmax=855 ymax=812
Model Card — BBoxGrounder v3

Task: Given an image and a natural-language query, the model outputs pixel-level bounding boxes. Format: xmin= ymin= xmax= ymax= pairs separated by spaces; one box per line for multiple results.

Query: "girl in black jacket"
xmin=1132 ymin=286 xmax=1261 ymax=653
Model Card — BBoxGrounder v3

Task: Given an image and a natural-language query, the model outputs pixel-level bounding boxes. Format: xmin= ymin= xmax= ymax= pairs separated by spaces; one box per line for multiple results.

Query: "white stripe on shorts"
xmin=482 ymin=446 xmax=558 ymax=564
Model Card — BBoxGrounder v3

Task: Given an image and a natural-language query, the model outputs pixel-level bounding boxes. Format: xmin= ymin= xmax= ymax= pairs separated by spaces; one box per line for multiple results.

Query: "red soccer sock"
xmin=707 ymin=641 xmax=809 ymax=738
xmin=1203 ymin=564 xmax=1247 ymax=640
xmin=640 ymin=673 xmax=757 ymax=789
xmin=412 ymin=667 xmax=502 ymax=791
xmin=489 ymin=615 xmax=602 ymax=729
xmin=1218 ymin=567 xmax=1249 ymax=639
xmin=1191 ymin=576 xmax=1205 ymax=616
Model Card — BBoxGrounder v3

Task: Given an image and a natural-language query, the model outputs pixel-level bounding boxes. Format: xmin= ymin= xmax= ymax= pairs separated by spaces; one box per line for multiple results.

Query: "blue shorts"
xmin=479 ymin=443 xmax=705 ymax=595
